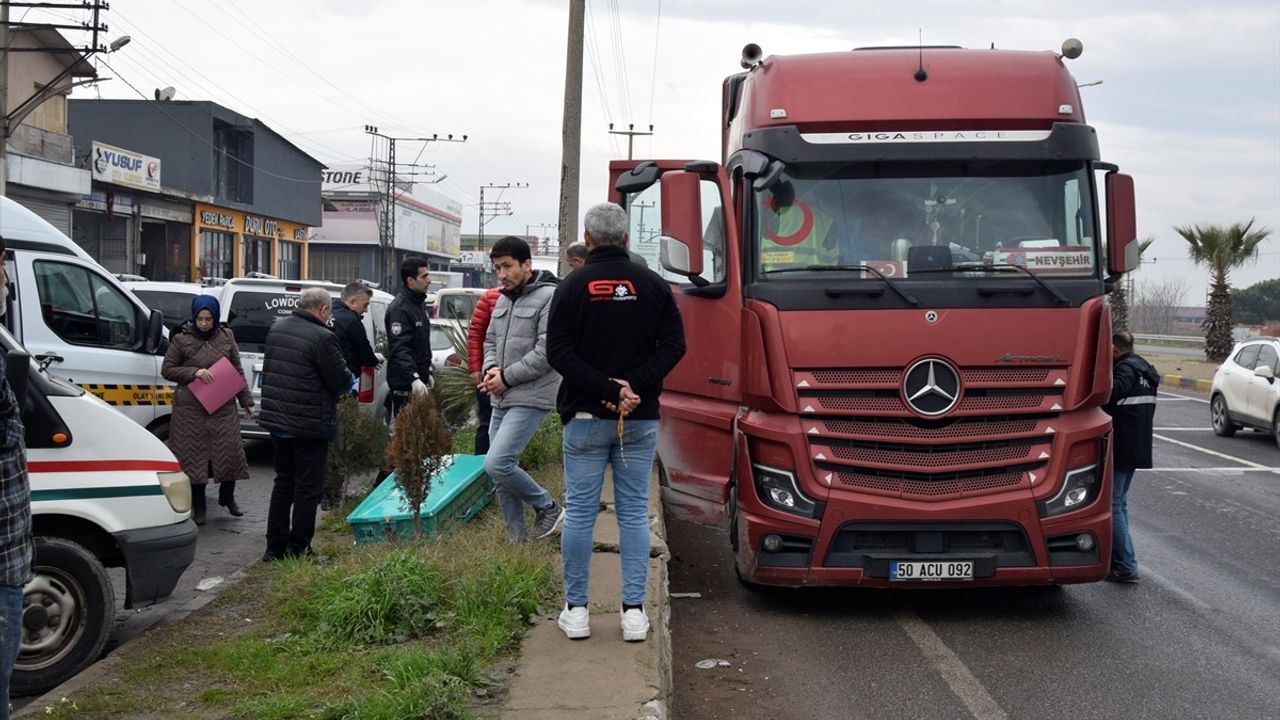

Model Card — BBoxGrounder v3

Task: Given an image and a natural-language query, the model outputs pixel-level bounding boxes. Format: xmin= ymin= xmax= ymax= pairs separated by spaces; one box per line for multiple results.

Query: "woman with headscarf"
xmin=161 ymin=295 xmax=254 ymax=525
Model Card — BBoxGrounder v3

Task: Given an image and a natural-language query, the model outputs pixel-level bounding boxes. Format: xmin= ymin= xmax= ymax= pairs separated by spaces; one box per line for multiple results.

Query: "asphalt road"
xmin=668 ymin=388 xmax=1280 ymax=720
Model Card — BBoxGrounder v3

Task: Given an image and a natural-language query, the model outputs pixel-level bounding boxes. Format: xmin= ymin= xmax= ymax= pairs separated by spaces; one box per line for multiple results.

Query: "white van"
xmin=0 ymin=197 xmax=169 ymax=437
xmin=2 ymin=325 xmax=196 ymax=696
xmin=213 ymin=277 xmax=394 ymax=438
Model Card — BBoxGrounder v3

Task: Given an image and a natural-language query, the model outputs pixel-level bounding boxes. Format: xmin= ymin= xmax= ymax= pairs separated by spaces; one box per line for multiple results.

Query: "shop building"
xmin=67 ymin=99 xmax=322 ymax=281
xmin=309 ymin=163 xmax=462 ymax=289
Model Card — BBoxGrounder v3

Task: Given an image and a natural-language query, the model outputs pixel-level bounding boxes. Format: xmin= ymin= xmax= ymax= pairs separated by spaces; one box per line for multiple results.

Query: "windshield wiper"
xmin=768 ymin=264 xmax=918 ymax=306
xmin=912 ymin=262 xmax=1070 ymax=305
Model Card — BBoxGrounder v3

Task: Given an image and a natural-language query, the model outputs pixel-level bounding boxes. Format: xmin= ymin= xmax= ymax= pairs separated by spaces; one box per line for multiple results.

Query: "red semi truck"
xmin=611 ymin=40 xmax=1138 ymax=587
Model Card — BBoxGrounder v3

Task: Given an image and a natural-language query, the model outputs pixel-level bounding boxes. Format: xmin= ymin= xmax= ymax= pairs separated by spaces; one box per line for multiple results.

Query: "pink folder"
xmin=186 ymin=356 xmax=247 ymax=415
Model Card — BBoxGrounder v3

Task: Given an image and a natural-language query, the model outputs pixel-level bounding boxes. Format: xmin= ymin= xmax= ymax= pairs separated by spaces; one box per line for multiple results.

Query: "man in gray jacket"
xmin=481 ymin=236 xmax=563 ymax=541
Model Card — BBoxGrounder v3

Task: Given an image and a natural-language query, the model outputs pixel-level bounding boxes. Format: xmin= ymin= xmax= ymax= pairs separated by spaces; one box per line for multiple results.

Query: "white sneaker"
xmin=558 ymin=605 xmax=590 ymax=639
xmin=620 ymin=608 xmax=649 ymax=642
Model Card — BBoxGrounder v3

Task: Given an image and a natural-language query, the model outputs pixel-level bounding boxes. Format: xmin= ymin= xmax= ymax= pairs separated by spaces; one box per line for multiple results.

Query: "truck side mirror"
xmin=144 ymin=309 xmax=165 ymax=354
xmin=659 ymin=170 xmax=706 ymax=279
xmin=1105 ymin=172 xmax=1137 ymax=274
xmin=5 ymin=349 xmax=30 ymax=408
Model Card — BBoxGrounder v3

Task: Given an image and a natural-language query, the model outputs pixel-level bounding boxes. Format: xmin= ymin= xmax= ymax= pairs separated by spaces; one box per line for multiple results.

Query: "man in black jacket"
xmin=331 ymin=282 xmax=378 ymax=382
xmin=386 ymin=257 xmax=433 ymax=420
xmin=259 ymin=287 xmax=352 ymax=561
xmin=547 ymin=202 xmax=686 ymax=642
xmin=1101 ymin=329 xmax=1160 ymax=584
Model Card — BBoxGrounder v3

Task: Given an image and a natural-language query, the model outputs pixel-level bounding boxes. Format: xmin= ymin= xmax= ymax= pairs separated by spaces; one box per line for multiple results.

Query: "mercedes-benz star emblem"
xmin=902 ymin=358 xmax=961 ymax=416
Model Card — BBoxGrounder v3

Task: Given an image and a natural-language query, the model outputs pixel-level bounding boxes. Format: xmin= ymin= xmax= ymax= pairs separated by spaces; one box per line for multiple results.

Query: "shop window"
xmin=243 ymin=235 xmax=271 ymax=276
xmin=278 ymin=240 xmax=302 ymax=280
xmin=34 ymin=261 xmax=138 ymax=349
xmin=309 ymin=248 xmax=360 ymax=284
xmin=200 ymin=229 xmax=234 ymax=280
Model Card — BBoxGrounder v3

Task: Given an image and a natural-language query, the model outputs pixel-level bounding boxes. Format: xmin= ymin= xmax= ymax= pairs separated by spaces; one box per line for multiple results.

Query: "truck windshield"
xmin=753 ymin=162 xmax=1097 ymax=280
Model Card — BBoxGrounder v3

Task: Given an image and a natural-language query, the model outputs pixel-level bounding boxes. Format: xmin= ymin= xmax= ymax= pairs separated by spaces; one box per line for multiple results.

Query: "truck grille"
xmin=795 ymin=363 xmax=1068 ymax=501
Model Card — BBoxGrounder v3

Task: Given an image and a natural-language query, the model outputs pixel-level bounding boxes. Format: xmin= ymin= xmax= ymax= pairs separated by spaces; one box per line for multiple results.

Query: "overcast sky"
xmin=36 ymin=0 xmax=1280 ymax=301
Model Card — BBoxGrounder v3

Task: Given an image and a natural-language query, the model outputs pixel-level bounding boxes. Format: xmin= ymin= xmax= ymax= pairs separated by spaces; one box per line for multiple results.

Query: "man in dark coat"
xmin=259 ymin=287 xmax=352 ymax=561
xmin=331 ymin=282 xmax=378 ymax=382
xmin=385 ymin=257 xmax=433 ymax=421
xmin=1101 ymin=329 xmax=1160 ymax=584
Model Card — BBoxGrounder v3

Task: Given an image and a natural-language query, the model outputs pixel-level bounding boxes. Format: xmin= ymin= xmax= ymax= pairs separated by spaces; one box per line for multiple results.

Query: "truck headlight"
xmin=752 ymin=464 xmax=818 ymax=518
xmin=157 ymin=471 xmax=192 ymax=514
xmin=1038 ymin=464 xmax=1099 ymax=518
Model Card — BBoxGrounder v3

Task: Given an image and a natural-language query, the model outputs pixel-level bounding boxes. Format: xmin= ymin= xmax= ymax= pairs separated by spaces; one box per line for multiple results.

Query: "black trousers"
xmin=266 ymin=437 xmax=330 ymax=558
xmin=474 ymin=388 xmax=492 ymax=454
xmin=191 ymin=480 xmax=235 ymax=512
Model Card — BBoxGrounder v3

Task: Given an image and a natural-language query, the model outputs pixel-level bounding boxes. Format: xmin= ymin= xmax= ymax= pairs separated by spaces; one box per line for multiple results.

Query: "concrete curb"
xmin=1161 ymin=373 xmax=1213 ymax=393
xmin=498 ymin=469 xmax=671 ymax=720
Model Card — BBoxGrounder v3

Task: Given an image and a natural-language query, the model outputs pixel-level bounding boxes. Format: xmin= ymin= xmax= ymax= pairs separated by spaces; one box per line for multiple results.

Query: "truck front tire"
xmin=11 ymin=537 xmax=115 ymax=696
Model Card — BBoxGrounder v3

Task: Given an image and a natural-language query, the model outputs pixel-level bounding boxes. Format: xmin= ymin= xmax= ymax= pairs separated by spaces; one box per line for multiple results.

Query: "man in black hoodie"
xmin=1102 ymin=329 xmax=1160 ymax=584
xmin=546 ymin=202 xmax=685 ymax=642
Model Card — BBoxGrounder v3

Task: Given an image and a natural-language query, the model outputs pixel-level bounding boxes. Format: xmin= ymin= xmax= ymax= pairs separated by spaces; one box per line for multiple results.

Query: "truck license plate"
xmin=890 ymin=561 xmax=973 ymax=581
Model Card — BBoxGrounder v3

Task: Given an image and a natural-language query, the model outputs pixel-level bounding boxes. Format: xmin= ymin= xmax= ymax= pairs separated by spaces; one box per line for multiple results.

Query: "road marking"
xmin=1152 ymin=433 xmax=1279 ymax=472
xmin=1158 ymin=390 xmax=1209 ymax=404
xmin=1142 ymin=568 xmax=1213 ymax=612
xmin=1142 ymin=467 xmax=1280 ymax=473
xmin=1152 ymin=427 xmax=1212 ymax=431
xmin=896 ymin=611 xmax=1008 ymax=720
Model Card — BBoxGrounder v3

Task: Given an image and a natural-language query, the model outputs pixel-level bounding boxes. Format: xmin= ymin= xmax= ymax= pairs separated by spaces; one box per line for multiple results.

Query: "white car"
xmin=429 ymin=318 xmax=464 ymax=378
xmin=121 ymin=280 xmax=215 ymax=334
xmin=1210 ymin=336 xmax=1280 ymax=445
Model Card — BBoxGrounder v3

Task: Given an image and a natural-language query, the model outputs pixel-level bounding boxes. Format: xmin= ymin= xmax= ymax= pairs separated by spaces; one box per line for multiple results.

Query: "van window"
xmin=226 ymin=291 xmax=299 ymax=353
xmin=35 ymin=261 xmax=138 ymax=349
xmin=368 ymin=300 xmax=388 ymax=356
xmin=132 ymin=290 xmax=198 ymax=333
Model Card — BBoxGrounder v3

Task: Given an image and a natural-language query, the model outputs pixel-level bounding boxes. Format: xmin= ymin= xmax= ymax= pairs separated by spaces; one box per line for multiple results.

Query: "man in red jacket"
xmin=467 ymin=286 xmax=502 ymax=454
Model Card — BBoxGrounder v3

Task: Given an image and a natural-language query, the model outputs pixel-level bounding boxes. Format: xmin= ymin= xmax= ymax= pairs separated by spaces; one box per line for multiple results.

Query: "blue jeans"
xmin=1112 ymin=466 xmax=1138 ymax=575
xmin=486 ymin=406 xmax=554 ymax=540
xmin=562 ymin=418 xmax=659 ymax=607
xmin=2 ymin=584 xmax=22 ymax=720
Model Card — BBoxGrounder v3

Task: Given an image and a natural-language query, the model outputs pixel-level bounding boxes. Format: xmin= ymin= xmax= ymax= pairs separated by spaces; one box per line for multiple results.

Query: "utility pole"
xmin=608 ymin=123 xmax=655 ymax=161
xmin=478 ymin=182 xmax=527 ymax=249
xmin=526 ymin=223 xmax=559 ymax=256
xmin=1 ymin=0 xmax=116 ymax=196
xmin=365 ymin=125 xmax=465 ymax=289
xmin=557 ymin=0 xmax=584 ymax=274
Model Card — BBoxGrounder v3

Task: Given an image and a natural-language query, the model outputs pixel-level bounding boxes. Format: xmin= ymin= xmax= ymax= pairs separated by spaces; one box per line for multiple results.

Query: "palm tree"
xmin=1174 ymin=219 xmax=1272 ymax=362
xmin=1108 ymin=236 xmax=1155 ymax=331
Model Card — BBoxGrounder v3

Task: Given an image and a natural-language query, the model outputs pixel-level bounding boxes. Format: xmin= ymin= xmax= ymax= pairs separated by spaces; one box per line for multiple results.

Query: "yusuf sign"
xmin=91 ymin=141 xmax=161 ymax=191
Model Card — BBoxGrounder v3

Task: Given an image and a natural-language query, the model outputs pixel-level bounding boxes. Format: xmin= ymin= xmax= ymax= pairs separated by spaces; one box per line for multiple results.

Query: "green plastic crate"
xmin=346 ymin=454 xmax=492 ymax=543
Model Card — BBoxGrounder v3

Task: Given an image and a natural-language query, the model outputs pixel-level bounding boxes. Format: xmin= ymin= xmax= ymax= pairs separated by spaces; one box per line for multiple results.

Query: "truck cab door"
xmin=608 ymin=159 xmax=742 ymax=525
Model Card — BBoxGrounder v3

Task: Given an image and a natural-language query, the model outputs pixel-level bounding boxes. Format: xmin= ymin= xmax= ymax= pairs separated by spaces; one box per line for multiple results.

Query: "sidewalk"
xmin=498 ymin=469 xmax=671 ymax=720
xmin=1143 ymin=350 xmax=1218 ymax=393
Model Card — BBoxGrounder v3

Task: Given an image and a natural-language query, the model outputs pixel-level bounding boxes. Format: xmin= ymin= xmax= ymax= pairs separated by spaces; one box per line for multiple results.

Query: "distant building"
xmin=2 ymin=25 xmax=96 ymax=233
xmin=68 ymin=99 xmax=323 ymax=280
xmin=309 ymin=163 xmax=462 ymax=289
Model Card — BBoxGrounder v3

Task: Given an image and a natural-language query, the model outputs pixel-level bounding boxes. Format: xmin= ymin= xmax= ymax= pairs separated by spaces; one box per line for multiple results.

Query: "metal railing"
xmin=1134 ymin=333 xmax=1204 ymax=346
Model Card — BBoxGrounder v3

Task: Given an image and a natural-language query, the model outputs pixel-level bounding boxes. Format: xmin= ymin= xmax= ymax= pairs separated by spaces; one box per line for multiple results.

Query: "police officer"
xmin=385 ymin=257 xmax=433 ymax=420
xmin=1102 ymin=329 xmax=1159 ymax=584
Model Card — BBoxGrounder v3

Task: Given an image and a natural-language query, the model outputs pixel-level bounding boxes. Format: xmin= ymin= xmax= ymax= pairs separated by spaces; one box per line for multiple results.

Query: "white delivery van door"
xmin=14 ymin=255 xmax=167 ymax=431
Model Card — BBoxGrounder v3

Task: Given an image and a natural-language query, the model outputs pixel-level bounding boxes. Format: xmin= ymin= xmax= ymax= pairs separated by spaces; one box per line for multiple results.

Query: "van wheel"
xmin=1210 ymin=395 xmax=1236 ymax=437
xmin=11 ymin=537 xmax=116 ymax=696
xmin=149 ymin=417 xmax=171 ymax=443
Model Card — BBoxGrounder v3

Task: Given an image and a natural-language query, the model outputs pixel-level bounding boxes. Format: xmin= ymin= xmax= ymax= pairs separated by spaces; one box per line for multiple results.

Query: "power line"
xmin=99 ymin=59 xmax=324 ymax=184
xmin=647 ymin=0 xmax=662 ymax=126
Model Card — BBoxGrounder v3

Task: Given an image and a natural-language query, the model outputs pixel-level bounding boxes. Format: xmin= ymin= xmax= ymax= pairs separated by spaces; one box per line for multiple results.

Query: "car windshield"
xmin=429 ymin=326 xmax=452 ymax=351
xmin=753 ymin=161 xmax=1097 ymax=280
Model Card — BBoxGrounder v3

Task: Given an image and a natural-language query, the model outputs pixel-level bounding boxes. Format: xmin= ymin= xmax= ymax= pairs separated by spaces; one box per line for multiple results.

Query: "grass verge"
xmin=42 ymin=418 xmax=566 ymax=720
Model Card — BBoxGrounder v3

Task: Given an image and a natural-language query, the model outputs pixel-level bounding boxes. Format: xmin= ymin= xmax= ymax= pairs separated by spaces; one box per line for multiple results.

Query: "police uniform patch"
xmin=390 ymin=322 xmax=403 ymax=336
